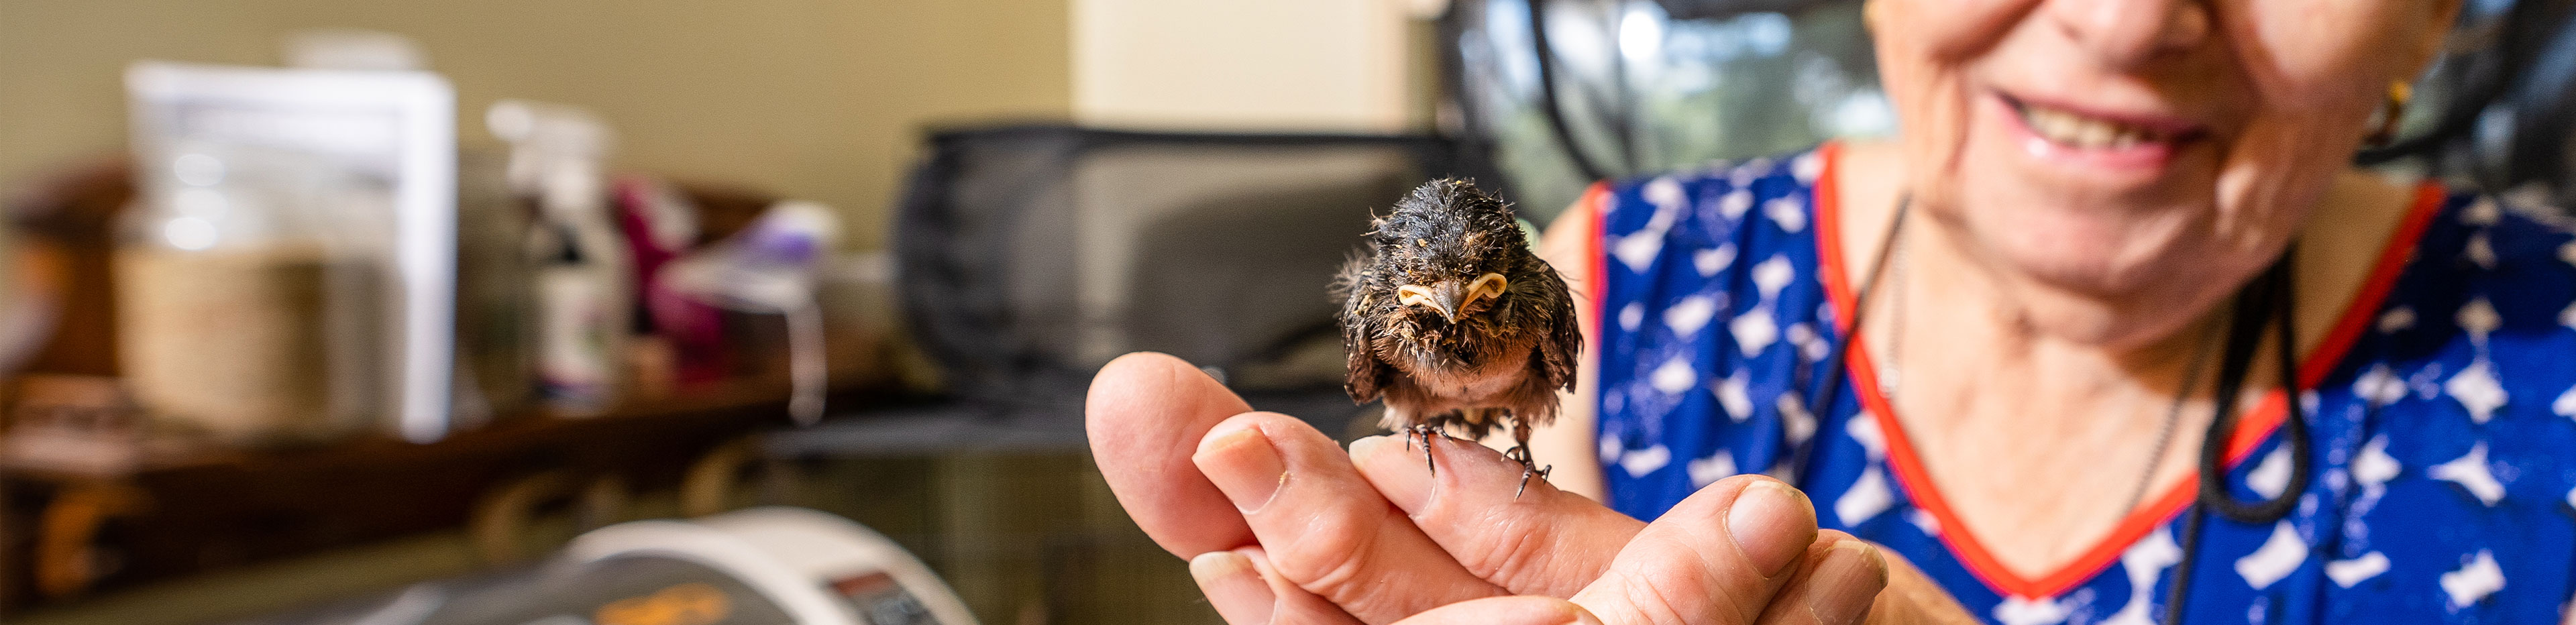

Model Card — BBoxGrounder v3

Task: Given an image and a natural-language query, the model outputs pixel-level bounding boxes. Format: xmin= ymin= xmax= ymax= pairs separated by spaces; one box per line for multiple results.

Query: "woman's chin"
xmin=1979 ymin=217 xmax=2207 ymax=300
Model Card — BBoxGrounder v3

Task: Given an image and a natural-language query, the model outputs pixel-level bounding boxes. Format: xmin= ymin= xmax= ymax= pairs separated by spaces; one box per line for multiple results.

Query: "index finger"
xmin=1087 ymin=352 xmax=1257 ymax=557
xmin=1352 ymin=434 xmax=1646 ymax=597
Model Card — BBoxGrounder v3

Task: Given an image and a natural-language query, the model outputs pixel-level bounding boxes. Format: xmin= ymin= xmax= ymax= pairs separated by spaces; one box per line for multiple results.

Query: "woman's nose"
xmin=2047 ymin=0 xmax=2212 ymax=68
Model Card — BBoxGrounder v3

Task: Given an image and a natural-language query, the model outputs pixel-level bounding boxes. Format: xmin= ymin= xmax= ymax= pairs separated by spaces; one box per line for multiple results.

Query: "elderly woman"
xmin=1087 ymin=0 xmax=2576 ymax=622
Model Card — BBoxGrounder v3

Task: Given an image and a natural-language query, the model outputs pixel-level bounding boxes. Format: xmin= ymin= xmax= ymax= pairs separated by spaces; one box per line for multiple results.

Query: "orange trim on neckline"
xmin=1810 ymin=146 xmax=2448 ymax=600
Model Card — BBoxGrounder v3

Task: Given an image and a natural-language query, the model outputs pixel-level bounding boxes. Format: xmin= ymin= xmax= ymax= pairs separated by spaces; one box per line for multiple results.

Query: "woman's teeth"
xmin=2019 ymin=104 xmax=2169 ymax=149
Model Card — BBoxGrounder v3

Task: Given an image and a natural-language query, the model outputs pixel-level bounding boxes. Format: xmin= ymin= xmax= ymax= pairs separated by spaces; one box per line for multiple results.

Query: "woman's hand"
xmin=1087 ymin=352 xmax=1978 ymax=624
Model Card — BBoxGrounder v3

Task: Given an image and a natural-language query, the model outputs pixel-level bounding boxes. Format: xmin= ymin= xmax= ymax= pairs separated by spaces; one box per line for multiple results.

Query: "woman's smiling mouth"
xmin=1996 ymin=92 xmax=2209 ymax=174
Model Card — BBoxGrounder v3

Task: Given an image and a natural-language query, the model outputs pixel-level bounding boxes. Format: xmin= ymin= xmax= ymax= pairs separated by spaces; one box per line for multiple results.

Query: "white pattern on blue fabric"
xmin=2442 ymin=550 xmax=2506 ymax=608
xmin=1715 ymin=370 xmax=1753 ymax=422
xmin=1695 ymin=243 xmax=1737 ymax=277
xmin=2247 ymin=447 xmax=2293 ymax=500
xmin=2430 ymin=442 xmax=2505 ymax=506
xmin=1650 ymin=357 xmax=1697 ymax=395
xmin=2235 ymin=522 xmax=2308 ymax=590
xmin=1752 ymin=255 xmax=1796 ymax=300
xmin=1786 ymin=322 xmax=1830 ymax=362
xmin=1591 ymin=150 xmax=2576 ymax=624
xmin=2326 ymin=552 xmax=2392 ymax=588
xmin=2457 ymin=298 xmax=2502 ymax=343
xmin=2378 ymin=306 xmax=2416 ymax=333
xmin=1992 ymin=595 xmax=2072 ymax=625
xmin=1836 ymin=465 xmax=1893 ymax=525
xmin=1612 ymin=232 xmax=1664 ymax=273
xmin=2355 ymin=364 xmax=2407 ymax=407
xmin=2104 ymin=528 xmax=2182 ymax=625
xmin=2445 ymin=361 xmax=2508 ymax=424
xmin=1664 ymin=294 xmax=1718 ymax=337
xmin=1719 ymin=189 xmax=1754 ymax=219
xmin=1643 ymin=176 xmax=1685 ymax=211
xmin=1845 ymin=414 xmax=1885 ymax=459
xmin=1619 ymin=444 xmax=1671 ymax=477
xmin=2463 ymin=197 xmax=2501 ymax=225
xmin=1765 ymin=196 xmax=1808 ymax=233
xmin=1776 ymin=393 xmax=1817 ymax=445
xmin=2354 ymin=435 xmax=2400 ymax=483
xmin=1792 ymin=152 xmax=1823 ymax=183
xmin=1687 ymin=450 xmax=1735 ymax=488
xmin=1729 ymin=308 xmax=1778 ymax=357
xmin=2467 ymin=233 xmax=2498 ymax=268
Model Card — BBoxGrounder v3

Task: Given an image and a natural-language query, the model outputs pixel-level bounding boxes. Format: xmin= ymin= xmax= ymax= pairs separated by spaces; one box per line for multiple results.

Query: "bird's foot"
xmin=1407 ymin=424 xmax=1440 ymax=475
xmin=1515 ymin=464 xmax=1552 ymax=499
xmin=1503 ymin=444 xmax=1550 ymax=499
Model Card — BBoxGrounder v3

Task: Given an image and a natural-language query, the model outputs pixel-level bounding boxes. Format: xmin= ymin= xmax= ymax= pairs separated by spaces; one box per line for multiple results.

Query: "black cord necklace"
xmin=1811 ymin=197 xmax=2314 ymax=625
xmin=2163 ymin=250 xmax=2313 ymax=625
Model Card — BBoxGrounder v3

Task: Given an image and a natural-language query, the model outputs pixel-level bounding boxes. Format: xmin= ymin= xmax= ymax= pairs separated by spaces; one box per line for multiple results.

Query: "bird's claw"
xmin=1515 ymin=464 xmax=1552 ymax=499
xmin=1503 ymin=443 xmax=1548 ymax=499
xmin=1406 ymin=424 xmax=1439 ymax=476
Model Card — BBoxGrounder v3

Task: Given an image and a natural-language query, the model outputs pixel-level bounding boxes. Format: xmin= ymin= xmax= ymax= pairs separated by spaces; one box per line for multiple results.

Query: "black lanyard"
xmin=2165 ymin=251 xmax=2312 ymax=625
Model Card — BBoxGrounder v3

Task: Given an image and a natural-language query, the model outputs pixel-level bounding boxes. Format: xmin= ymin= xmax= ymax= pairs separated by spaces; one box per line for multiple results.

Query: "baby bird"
xmin=1334 ymin=179 xmax=1581 ymax=496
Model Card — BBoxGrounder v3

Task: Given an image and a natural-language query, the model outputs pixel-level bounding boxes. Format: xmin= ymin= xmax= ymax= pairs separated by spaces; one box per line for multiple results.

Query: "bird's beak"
xmin=1397 ymin=273 xmax=1508 ymax=324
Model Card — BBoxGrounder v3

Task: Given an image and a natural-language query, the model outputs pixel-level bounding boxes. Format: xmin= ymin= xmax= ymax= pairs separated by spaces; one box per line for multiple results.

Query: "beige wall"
xmin=0 ymin=0 xmax=1072 ymax=249
xmin=1073 ymin=0 xmax=1430 ymax=131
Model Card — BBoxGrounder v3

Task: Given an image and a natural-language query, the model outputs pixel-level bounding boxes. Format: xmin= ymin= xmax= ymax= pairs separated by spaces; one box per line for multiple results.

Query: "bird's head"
xmin=1369 ymin=179 xmax=1526 ymax=327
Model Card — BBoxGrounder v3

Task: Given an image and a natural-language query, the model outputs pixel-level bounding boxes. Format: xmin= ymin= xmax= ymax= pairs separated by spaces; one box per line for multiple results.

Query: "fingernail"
xmin=1566 ymin=602 xmax=1606 ymax=625
xmin=1197 ymin=422 xmax=1287 ymax=514
xmin=1482 ymin=600 xmax=1592 ymax=625
xmin=1727 ymin=480 xmax=1813 ymax=576
xmin=1348 ymin=436 xmax=1432 ymax=511
xmin=1189 ymin=551 xmax=1275 ymax=624
xmin=1348 ymin=435 xmax=1392 ymax=461
xmin=1806 ymin=541 xmax=1888 ymax=625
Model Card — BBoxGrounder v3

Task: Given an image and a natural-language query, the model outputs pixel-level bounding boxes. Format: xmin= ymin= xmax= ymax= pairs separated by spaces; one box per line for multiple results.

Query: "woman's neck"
xmin=1827 ymin=139 xmax=2426 ymax=575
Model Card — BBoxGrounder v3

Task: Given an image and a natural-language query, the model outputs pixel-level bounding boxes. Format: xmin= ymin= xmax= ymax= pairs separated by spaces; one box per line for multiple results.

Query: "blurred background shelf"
xmin=1 ymin=386 xmax=1241 ymax=625
xmin=1 ymin=383 xmax=835 ymax=608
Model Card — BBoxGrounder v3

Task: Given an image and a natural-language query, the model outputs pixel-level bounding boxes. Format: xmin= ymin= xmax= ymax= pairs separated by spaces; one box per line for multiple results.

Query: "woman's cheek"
xmin=1870 ymin=0 xmax=2012 ymax=214
xmin=1874 ymin=0 xmax=2033 ymax=59
xmin=2211 ymin=123 xmax=2339 ymax=248
xmin=2208 ymin=0 xmax=2436 ymax=245
xmin=2224 ymin=0 xmax=2426 ymax=104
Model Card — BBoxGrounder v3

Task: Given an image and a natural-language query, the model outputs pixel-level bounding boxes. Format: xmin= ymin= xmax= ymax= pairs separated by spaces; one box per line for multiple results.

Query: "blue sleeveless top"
xmin=1587 ymin=142 xmax=2576 ymax=624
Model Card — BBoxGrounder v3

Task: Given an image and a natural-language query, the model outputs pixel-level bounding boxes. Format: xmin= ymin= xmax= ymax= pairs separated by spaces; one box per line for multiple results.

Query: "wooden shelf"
xmin=0 ymin=384 xmax=910 ymax=614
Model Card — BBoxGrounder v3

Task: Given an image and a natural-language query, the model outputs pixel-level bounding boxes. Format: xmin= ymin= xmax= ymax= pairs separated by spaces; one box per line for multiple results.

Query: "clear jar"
xmin=115 ymin=144 xmax=386 ymax=446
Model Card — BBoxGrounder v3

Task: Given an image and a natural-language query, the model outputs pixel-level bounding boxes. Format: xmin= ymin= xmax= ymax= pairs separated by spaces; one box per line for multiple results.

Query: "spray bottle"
xmin=490 ymin=101 xmax=629 ymax=414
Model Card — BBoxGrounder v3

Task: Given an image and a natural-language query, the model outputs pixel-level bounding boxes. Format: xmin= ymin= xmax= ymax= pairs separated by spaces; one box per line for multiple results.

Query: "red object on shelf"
xmin=617 ymin=176 xmax=730 ymax=388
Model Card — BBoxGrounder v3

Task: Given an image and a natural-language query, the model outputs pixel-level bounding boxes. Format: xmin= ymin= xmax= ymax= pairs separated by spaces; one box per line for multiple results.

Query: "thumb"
xmin=1572 ymin=475 xmax=1817 ymax=625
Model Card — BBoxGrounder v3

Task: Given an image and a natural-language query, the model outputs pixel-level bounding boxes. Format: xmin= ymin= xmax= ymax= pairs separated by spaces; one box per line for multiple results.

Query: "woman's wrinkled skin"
xmin=1842 ymin=0 xmax=2458 ymax=576
xmin=1872 ymin=0 xmax=2457 ymax=349
xmin=1087 ymin=0 xmax=2466 ymax=623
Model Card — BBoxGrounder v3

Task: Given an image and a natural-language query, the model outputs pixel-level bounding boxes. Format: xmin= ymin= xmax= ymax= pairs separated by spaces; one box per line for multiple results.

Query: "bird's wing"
xmin=1336 ymin=260 xmax=1390 ymax=403
xmin=1532 ymin=261 xmax=1583 ymax=393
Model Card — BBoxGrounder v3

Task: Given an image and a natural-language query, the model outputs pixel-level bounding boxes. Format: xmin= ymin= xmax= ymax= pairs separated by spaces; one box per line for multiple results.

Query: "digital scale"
xmin=231 ymin=508 xmax=977 ymax=625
